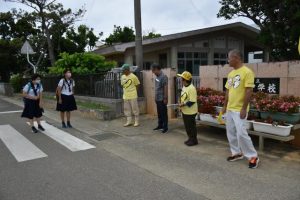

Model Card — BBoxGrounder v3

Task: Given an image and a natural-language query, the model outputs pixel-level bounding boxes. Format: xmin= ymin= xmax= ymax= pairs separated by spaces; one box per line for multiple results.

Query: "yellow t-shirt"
xmin=121 ymin=73 xmax=140 ymax=100
xmin=181 ymin=84 xmax=198 ymax=115
xmin=225 ymin=66 xmax=255 ymax=112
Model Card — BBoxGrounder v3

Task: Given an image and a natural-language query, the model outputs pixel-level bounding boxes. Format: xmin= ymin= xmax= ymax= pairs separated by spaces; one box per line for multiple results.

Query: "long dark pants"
xmin=156 ymin=101 xmax=168 ymax=130
xmin=182 ymin=113 xmax=197 ymax=141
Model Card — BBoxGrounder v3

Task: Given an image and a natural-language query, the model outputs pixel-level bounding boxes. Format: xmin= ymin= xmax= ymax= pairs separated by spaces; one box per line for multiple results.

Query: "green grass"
xmin=76 ymin=101 xmax=109 ymax=111
xmin=42 ymin=94 xmax=110 ymax=111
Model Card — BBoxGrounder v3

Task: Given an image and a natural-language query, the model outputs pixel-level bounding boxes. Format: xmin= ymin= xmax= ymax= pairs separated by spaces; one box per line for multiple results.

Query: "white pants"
xmin=124 ymin=98 xmax=139 ymax=122
xmin=226 ymin=111 xmax=257 ymax=159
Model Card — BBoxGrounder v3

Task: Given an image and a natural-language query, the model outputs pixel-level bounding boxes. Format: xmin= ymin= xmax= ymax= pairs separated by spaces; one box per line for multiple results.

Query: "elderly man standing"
xmin=121 ymin=64 xmax=140 ymax=127
xmin=222 ymin=49 xmax=259 ymax=169
xmin=151 ymin=63 xmax=169 ymax=133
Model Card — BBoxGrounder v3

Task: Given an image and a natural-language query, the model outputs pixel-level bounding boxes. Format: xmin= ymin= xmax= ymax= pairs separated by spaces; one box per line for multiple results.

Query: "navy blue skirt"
xmin=21 ymin=98 xmax=43 ymax=119
xmin=56 ymin=94 xmax=77 ymax=112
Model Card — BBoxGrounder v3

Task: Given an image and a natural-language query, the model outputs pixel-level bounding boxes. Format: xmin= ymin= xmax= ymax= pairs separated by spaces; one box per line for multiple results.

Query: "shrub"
xmin=49 ymin=52 xmax=116 ymax=75
xmin=10 ymin=74 xmax=24 ymax=93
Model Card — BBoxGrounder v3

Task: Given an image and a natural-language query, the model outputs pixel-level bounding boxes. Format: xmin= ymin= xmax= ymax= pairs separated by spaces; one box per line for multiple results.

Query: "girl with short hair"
xmin=21 ymin=73 xmax=45 ymax=133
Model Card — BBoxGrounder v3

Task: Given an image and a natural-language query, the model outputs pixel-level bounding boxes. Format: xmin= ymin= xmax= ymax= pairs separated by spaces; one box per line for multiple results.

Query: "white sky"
xmin=0 ymin=0 xmax=254 ymax=39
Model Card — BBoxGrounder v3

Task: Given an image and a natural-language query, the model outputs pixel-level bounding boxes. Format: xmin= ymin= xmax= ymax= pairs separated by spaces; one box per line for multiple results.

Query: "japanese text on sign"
xmin=223 ymin=78 xmax=280 ymax=94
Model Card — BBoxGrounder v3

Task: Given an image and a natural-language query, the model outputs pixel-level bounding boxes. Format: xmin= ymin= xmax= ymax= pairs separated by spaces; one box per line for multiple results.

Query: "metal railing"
xmin=94 ymin=71 xmax=144 ymax=99
xmin=39 ymin=73 xmax=106 ymax=96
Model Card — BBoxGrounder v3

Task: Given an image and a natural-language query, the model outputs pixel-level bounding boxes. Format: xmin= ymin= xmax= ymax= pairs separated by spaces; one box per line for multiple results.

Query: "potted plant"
xmin=255 ymin=95 xmax=300 ymax=124
xmin=250 ymin=92 xmax=268 ymax=118
xmin=198 ymin=96 xmax=219 ymax=123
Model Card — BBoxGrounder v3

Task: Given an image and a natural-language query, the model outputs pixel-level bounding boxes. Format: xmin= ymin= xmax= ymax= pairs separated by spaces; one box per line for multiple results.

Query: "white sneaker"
xmin=124 ymin=122 xmax=132 ymax=127
xmin=133 ymin=122 xmax=139 ymax=127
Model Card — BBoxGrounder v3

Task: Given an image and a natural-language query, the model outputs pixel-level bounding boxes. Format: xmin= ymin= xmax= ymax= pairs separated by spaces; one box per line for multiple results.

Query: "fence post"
xmin=114 ymin=73 xmax=119 ymax=99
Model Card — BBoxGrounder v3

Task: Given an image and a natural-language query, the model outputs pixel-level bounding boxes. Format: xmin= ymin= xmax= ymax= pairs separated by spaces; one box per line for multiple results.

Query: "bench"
xmin=196 ymin=121 xmax=300 ymax=151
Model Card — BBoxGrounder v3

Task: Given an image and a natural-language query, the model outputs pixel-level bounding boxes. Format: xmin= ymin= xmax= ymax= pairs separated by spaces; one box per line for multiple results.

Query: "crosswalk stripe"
xmin=0 ymin=125 xmax=48 ymax=162
xmin=0 ymin=110 xmax=23 ymax=115
xmin=29 ymin=121 xmax=95 ymax=152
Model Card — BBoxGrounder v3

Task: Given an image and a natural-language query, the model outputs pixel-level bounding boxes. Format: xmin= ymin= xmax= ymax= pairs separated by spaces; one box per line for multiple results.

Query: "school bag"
xmin=23 ymin=82 xmax=41 ymax=103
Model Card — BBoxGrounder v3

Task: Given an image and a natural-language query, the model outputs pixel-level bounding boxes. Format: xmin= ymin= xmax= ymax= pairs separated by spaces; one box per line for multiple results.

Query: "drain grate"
xmin=90 ymin=132 xmax=120 ymax=141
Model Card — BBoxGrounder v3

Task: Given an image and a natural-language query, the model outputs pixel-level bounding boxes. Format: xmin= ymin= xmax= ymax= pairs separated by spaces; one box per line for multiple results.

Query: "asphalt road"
xmin=0 ymin=98 xmax=206 ymax=200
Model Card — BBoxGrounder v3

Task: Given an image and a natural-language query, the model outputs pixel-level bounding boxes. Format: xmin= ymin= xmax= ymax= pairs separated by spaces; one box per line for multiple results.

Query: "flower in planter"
xmin=251 ymin=91 xmax=268 ymax=108
xmin=197 ymin=87 xmax=225 ymax=97
xmin=256 ymin=95 xmax=300 ymax=114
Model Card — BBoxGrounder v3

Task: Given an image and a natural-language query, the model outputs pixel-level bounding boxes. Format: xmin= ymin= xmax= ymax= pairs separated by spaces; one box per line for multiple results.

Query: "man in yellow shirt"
xmin=178 ymin=71 xmax=198 ymax=146
xmin=222 ymin=49 xmax=259 ymax=169
xmin=121 ymin=64 xmax=140 ymax=127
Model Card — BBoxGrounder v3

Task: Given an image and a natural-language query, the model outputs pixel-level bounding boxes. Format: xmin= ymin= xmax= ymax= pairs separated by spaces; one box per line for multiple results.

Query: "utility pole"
xmin=134 ymin=0 xmax=143 ymax=71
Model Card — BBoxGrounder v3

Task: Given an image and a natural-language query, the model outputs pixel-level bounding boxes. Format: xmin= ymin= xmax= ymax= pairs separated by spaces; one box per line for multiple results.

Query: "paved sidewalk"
xmin=2 ymin=95 xmax=300 ymax=200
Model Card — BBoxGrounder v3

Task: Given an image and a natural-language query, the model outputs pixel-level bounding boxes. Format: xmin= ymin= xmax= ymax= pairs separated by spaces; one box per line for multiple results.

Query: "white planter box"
xmin=200 ymin=114 xmax=218 ymax=124
xmin=253 ymin=121 xmax=293 ymax=136
xmin=214 ymin=106 xmax=223 ymax=113
xmin=244 ymin=120 xmax=253 ymax=130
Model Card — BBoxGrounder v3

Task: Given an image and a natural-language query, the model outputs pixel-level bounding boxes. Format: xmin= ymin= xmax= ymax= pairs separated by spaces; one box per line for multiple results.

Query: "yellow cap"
xmin=177 ymin=71 xmax=192 ymax=81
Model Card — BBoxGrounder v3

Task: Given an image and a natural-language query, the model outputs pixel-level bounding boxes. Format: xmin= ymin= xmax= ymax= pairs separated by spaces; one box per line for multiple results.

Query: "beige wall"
xmin=142 ymin=61 xmax=300 ymax=119
xmin=200 ymin=61 xmax=300 ymax=96
xmin=142 ymin=68 xmax=177 ymax=119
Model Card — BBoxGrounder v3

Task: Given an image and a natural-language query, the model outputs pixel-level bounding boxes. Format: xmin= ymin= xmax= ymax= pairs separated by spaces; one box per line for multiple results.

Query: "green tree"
xmin=48 ymin=52 xmax=116 ymax=75
xmin=105 ymin=25 xmax=135 ymax=45
xmin=143 ymin=31 xmax=161 ymax=40
xmin=65 ymin=25 xmax=101 ymax=52
xmin=0 ymin=10 xmax=36 ymax=82
xmin=217 ymin=0 xmax=300 ymax=61
xmin=104 ymin=25 xmax=162 ymax=45
xmin=4 ymin=0 xmax=85 ymax=66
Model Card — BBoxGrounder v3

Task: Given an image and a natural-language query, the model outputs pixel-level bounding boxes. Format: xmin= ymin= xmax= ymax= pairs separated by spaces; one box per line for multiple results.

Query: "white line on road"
xmin=29 ymin=121 xmax=95 ymax=152
xmin=0 ymin=110 xmax=23 ymax=114
xmin=0 ymin=125 xmax=48 ymax=162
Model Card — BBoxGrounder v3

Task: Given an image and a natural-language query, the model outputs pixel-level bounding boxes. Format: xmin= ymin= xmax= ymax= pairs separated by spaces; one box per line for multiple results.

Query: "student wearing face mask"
xmin=56 ymin=69 xmax=77 ymax=128
xmin=21 ymin=74 xmax=45 ymax=133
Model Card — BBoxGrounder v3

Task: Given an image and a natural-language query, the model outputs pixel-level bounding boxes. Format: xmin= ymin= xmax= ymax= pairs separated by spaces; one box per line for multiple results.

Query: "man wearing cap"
xmin=151 ymin=63 xmax=169 ymax=133
xmin=178 ymin=71 xmax=198 ymax=146
xmin=121 ymin=64 xmax=140 ymax=127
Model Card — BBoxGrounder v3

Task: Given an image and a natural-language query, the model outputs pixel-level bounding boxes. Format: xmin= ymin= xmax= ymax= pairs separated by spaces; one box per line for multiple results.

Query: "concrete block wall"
xmin=199 ymin=61 xmax=300 ymax=96
xmin=142 ymin=68 xmax=177 ymax=119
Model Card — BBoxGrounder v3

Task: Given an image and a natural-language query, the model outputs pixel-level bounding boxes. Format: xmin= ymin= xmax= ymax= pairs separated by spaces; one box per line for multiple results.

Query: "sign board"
xmin=223 ymin=78 xmax=280 ymax=94
xmin=21 ymin=41 xmax=35 ymax=54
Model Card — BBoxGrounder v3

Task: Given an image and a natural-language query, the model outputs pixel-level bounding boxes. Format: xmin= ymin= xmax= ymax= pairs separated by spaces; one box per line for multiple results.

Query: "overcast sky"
xmin=1 ymin=0 xmax=254 ymax=38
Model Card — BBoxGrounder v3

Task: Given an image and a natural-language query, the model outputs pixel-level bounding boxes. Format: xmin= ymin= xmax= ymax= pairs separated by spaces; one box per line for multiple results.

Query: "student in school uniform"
xmin=177 ymin=71 xmax=199 ymax=146
xmin=56 ymin=69 xmax=77 ymax=128
xmin=121 ymin=64 xmax=140 ymax=127
xmin=21 ymin=73 xmax=45 ymax=133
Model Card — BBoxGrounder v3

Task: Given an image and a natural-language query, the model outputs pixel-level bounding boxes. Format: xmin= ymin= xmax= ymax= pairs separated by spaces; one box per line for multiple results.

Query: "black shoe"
xmin=185 ymin=140 xmax=198 ymax=146
xmin=62 ymin=122 xmax=67 ymax=128
xmin=153 ymin=126 xmax=163 ymax=131
xmin=32 ymin=126 xmax=38 ymax=133
xmin=184 ymin=139 xmax=190 ymax=145
xmin=161 ymin=129 xmax=168 ymax=133
xmin=38 ymin=124 xmax=45 ymax=131
xmin=67 ymin=121 xmax=73 ymax=128
xmin=227 ymin=154 xmax=244 ymax=162
xmin=249 ymin=157 xmax=260 ymax=169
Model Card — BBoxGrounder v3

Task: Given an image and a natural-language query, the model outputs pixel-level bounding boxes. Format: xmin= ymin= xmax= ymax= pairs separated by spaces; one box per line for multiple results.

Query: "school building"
xmin=94 ymin=22 xmax=268 ymax=75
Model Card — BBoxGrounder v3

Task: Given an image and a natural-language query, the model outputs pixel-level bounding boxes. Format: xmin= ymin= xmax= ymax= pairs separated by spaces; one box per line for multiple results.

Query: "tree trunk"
xmin=45 ymin=26 xmax=56 ymax=66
